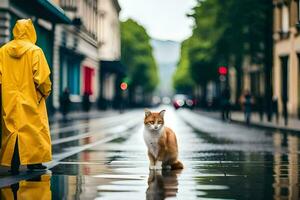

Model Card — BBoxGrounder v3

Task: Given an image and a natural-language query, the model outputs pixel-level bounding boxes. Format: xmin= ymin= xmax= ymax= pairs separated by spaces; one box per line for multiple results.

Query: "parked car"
xmin=172 ymin=94 xmax=196 ymax=110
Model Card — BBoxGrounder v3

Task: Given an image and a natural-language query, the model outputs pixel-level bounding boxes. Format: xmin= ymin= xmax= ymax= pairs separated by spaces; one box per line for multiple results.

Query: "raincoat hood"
xmin=7 ymin=19 xmax=37 ymax=58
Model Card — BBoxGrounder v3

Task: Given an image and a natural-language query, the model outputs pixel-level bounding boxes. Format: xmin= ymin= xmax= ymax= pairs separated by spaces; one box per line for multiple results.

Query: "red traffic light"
xmin=120 ymin=82 xmax=128 ymax=91
xmin=218 ymin=66 xmax=228 ymax=75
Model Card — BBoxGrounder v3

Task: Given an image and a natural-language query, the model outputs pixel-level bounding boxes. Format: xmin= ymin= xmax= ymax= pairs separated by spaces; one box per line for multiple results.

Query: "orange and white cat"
xmin=143 ymin=109 xmax=183 ymax=170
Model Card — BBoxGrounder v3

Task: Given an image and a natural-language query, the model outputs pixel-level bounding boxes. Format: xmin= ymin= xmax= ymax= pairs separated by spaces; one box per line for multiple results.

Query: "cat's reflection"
xmin=0 ymin=173 xmax=52 ymax=200
xmin=146 ymin=169 xmax=182 ymax=200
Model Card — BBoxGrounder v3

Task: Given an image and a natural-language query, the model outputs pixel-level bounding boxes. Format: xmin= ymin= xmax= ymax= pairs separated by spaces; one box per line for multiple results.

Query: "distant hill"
xmin=151 ymin=39 xmax=180 ymax=97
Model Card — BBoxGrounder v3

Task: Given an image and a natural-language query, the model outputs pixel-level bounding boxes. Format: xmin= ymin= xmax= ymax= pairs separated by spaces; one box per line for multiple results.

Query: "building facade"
xmin=0 ymin=0 xmax=123 ymax=113
xmin=240 ymin=55 xmax=266 ymax=114
xmin=273 ymin=0 xmax=300 ymax=118
xmin=98 ymin=0 xmax=124 ymax=110
xmin=52 ymin=0 xmax=101 ymax=111
xmin=0 ymin=0 xmax=71 ymax=112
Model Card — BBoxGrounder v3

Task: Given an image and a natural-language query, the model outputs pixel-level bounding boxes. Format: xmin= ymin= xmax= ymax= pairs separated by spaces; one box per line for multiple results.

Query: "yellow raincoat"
xmin=18 ymin=174 xmax=52 ymax=200
xmin=0 ymin=174 xmax=52 ymax=200
xmin=0 ymin=19 xmax=52 ymax=166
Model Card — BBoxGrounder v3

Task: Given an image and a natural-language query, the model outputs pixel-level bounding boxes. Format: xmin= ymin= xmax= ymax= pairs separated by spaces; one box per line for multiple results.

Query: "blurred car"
xmin=172 ymin=94 xmax=196 ymax=110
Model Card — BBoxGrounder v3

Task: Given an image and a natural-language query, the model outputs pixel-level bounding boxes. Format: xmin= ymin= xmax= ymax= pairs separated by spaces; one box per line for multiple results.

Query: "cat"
xmin=143 ymin=109 xmax=183 ymax=170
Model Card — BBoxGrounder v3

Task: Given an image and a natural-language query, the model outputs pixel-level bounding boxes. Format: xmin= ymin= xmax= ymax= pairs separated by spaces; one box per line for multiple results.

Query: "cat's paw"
xmin=149 ymin=165 xmax=155 ymax=170
xmin=155 ymin=161 xmax=162 ymax=170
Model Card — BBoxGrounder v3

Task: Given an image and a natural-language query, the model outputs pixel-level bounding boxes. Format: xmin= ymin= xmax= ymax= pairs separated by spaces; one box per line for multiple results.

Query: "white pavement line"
xmin=58 ymin=161 xmax=106 ymax=165
xmin=51 ymin=118 xmax=140 ymax=145
xmin=47 ymin=120 xmax=141 ymax=169
xmin=50 ymin=111 xmax=140 ymax=135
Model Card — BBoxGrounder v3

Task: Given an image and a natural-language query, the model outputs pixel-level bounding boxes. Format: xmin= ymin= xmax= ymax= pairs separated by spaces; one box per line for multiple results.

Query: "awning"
xmin=100 ymin=60 xmax=126 ymax=76
xmin=11 ymin=0 xmax=71 ymax=24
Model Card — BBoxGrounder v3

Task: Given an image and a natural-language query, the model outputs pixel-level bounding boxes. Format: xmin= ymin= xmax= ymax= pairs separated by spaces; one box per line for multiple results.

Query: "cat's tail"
xmin=171 ymin=160 xmax=184 ymax=170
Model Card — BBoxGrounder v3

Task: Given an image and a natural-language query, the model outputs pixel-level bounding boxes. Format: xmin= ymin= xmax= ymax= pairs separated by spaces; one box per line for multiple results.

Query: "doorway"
xmin=280 ymin=56 xmax=289 ymax=125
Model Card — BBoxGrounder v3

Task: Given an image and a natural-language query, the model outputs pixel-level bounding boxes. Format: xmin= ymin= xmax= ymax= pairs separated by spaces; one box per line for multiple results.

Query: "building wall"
xmin=54 ymin=0 xmax=101 ymax=110
xmin=240 ymin=54 xmax=264 ymax=106
xmin=273 ymin=0 xmax=300 ymax=117
xmin=98 ymin=0 xmax=121 ymax=61
xmin=97 ymin=0 xmax=122 ymax=109
xmin=273 ymin=30 xmax=300 ymax=115
xmin=103 ymin=74 xmax=116 ymax=101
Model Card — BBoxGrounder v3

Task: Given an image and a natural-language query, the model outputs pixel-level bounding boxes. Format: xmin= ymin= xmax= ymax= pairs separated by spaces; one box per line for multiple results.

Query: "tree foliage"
xmin=173 ymin=0 xmax=272 ymax=99
xmin=173 ymin=39 xmax=195 ymax=93
xmin=121 ymin=19 xmax=159 ymax=93
xmin=188 ymin=0 xmax=223 ymax=85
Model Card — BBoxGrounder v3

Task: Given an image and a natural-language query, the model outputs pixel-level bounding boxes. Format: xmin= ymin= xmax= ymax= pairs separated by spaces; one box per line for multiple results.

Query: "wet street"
xmin=0 ymin=106 xmax=299 ymax=200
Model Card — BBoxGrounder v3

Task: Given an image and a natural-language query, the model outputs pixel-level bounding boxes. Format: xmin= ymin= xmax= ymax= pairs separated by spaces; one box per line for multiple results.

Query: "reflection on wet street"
xmin=1 ymin=173 xmax=52 ymax=199
xmin=1 ymin=106 xmax=300 ymax=199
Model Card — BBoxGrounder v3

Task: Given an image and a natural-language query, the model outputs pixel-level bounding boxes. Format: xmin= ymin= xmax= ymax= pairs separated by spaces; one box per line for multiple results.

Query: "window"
xmin=67 ymin=59 xmax=80 ymax=95
xmin=282 ymin=5 xmax=290 ymax=33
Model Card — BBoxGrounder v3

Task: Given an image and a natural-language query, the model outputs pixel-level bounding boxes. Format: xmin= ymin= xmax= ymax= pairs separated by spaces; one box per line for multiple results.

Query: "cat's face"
xmin=144 ymin=109 xmax=165 ymax=131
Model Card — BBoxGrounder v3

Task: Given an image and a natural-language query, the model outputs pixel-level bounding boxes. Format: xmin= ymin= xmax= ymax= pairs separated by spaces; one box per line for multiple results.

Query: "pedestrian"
xmin=0 ymin=19 xmax=52 ymax=173
xmin=220 ymin=87 xmax=231 ymax=121
xmin=60 ymin=87 xmax=71 ymax=119
xmin=82 ymin=92 xmax=91 ymax=112
xmin=241 ymin=90 xmax=253 ymax=125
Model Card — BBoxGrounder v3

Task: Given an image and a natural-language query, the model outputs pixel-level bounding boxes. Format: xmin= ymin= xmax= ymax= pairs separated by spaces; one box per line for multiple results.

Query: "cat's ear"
xmin=159 ymin=110 xmax=166 ymax=117
xmin=145 ymin=108 xmax=151 ymax=117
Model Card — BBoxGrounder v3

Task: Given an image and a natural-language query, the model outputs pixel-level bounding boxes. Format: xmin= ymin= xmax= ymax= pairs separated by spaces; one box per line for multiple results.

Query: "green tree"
xmin=173 ymin=0 xmax=272 ymax=106
xmin=185 ymin=0 xmax=223 ymax=101
xmin=173 ymin=39 xmax=195 ymax=94
xmin=214 ymin=0 xmax=270 ymax=101
xmin=121 ymin=19 xmax=159 ymax=105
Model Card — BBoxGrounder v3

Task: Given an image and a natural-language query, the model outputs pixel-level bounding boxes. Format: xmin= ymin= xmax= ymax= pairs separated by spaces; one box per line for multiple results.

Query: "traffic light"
xmin=218 ymin=66 xmax=228 ymax=75
xmin=120 ymin=82 xmax=128 ymax=91
xmin=218 ymin=66 xmax=228 ymax=82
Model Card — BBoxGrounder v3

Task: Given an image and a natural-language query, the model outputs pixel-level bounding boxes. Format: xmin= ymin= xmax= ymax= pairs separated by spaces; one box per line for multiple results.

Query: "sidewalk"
xmin=195 ymin=109 xmax=300 ymax=133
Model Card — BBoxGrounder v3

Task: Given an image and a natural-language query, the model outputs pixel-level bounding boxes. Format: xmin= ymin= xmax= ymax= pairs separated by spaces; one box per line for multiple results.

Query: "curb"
xmin=193 ymin=110 xmax=300 ymax=134
xmin=230 ymin=119 xmax=300 ymax=134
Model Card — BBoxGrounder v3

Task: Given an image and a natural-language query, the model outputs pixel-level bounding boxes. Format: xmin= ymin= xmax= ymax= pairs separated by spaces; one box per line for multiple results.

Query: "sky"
xmin=118 ymin=0 xmax=197 ymax=42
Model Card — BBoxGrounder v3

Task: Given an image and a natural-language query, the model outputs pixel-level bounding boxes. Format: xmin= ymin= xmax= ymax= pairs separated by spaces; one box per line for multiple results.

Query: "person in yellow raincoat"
xmin=0 ymin=19 xmax=52 ymax=173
